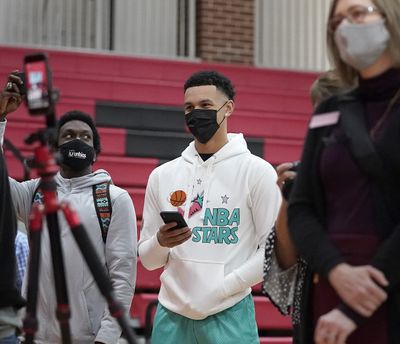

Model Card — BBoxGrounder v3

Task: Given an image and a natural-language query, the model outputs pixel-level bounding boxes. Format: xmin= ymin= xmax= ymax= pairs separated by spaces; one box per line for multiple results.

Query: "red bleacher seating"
xmin=130 ymin=293 xmax=158 ymax=328
xmin=125 ymin=188 xmax=145 ymax=219
xmin=0 ymin=45 xmax=316 ymax=162
xmin=254 ymin=296 xmax=292 ymax=331
xmin=94 ymin=156 xmax=157 ymax=188
xmin=97 ymin=127 xmax=126 ymax=156
xmin=136 ymin=259 xmax=162 ymax=291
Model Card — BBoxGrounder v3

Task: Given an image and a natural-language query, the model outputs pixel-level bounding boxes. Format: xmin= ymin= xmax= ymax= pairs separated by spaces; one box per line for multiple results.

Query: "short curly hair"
xmin=56 ymin=110 xmax=101 ymax=154
xmin=184 ymin=70 xmax=236 ymax=100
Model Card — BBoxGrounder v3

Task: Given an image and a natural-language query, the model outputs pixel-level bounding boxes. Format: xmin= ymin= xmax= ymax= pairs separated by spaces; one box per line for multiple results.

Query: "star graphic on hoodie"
xmin=221 ymin=195 xmax=229 ymax=204
xmin=197 ymin=179 xmax=202 ymax=185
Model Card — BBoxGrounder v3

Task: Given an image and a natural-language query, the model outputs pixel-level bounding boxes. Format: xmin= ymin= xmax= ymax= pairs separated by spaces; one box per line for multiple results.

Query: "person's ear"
xmin=224 ymin=100 xmax=234 ymax=118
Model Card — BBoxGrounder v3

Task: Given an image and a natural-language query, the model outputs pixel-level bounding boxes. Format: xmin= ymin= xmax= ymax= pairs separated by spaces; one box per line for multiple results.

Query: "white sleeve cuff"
xmin=138 ymin=234 xmax=170 ymax=270
xmin=223 ymin=271 xmax=245 ymax=297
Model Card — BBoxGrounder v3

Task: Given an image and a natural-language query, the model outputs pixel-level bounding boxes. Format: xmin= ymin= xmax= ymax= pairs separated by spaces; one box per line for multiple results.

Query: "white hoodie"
xmin=0 ymin=121 xmax=137 ymax=344
xmin=139 ymin=133 xmax=281 ymax=320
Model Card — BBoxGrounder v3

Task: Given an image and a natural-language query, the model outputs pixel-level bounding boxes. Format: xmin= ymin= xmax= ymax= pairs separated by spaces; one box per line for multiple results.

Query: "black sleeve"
xmin=370 ymin=223 xmax=400 ymax=290
xmin=333 ymin=224 xmax=400 ymax=326
xmin=336 ymin=303 xmax=367 ymax=326
xmin=0 ymin=147 xmax=25 ymax=308
xmin=288 ymin=104 xmax=345 ymax=278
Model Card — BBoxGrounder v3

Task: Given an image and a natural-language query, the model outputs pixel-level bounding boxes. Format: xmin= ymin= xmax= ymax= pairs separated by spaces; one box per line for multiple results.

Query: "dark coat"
xmin=288 ymin=88 xmax=400 ymax=343
xmin=0 ymin=147 xmax=25 ymax=309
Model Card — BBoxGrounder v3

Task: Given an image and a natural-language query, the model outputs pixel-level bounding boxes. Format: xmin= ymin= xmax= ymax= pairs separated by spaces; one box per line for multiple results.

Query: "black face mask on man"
xmin=185 ymin=101 xmax=228 ymax=144
xmin=58 ymin=139 xmax=95 ymax=171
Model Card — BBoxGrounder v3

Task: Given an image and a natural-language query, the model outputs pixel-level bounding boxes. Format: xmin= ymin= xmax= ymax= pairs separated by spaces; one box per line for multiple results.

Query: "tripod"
xmin=22 ymin=113 xmax=138 ymax=344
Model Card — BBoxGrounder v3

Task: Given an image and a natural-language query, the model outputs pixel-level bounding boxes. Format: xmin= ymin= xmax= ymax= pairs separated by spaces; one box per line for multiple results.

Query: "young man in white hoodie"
xmin=139 ymin=70 xmax=281 ymax=343
xmin=0 ymin=75 xmax=137 ymax=344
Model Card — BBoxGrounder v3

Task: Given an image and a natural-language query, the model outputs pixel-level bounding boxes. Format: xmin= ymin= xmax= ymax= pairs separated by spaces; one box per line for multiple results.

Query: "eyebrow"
xmin=62 ymin=128 xmax=92 ymax=135
xmin=184 ymin=98 xmax=215 ymax=106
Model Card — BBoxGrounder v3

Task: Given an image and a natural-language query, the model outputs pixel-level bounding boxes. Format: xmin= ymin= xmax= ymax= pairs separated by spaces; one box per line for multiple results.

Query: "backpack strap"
xmin=338 ymin=92 xmax=387 ymax=181
xmin=32 ymin=186 xmax=44 ymax=205
xmin=32 ymin=181 xmax=112 ymax=243
xmin=93 ymin=182 xmax=112 ymax=243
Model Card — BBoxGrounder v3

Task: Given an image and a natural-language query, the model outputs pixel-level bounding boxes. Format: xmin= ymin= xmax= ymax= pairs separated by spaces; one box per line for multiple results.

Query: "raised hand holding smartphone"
xmin=157 ymin=211 xmax=191 ymax=248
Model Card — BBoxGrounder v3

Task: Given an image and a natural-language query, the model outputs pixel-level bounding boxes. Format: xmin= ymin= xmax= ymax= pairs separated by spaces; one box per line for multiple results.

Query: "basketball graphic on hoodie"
xmin=169 ymin=190 xmax=187 ymax=207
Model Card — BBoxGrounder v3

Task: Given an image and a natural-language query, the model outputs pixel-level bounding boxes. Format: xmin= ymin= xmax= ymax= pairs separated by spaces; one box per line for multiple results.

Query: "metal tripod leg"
xmin=23 ymin=203 xmax=72 ymax=344
xmin=46 ymin=211 xmax=72 ymax=343
xmin=23 ymin=205 xmax=42 ymax=344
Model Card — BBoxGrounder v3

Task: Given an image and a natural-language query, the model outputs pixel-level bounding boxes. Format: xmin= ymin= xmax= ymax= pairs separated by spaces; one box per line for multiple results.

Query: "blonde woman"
xmin=271 ymin=0 xmax=400 ymax=343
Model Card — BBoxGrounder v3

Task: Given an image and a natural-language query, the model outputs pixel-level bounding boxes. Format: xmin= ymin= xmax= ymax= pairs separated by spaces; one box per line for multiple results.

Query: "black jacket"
xmin=0 ymin=148 xmax=25 ymax=309
xmin=288 ymin=89 xmax=400 ymax=343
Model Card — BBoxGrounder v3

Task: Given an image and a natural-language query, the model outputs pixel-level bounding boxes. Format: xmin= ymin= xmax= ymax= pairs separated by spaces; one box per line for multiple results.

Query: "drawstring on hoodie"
xmin=200 ymin=156 xmax=215 ymax=219
xmin=184 ymin=158 xmax=199 ymax=218
xmin=183 ymin=154 xmax=215 ymax=220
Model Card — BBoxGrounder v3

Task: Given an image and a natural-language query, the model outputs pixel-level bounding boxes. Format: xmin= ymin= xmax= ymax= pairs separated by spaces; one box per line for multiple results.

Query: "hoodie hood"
xmin=54 ymin=169 xmax=112 ymax=192
xmin=181 ymin=133 xmax=250 ymax=165
xmin=181 ymin=133 xmax=250 ymax=219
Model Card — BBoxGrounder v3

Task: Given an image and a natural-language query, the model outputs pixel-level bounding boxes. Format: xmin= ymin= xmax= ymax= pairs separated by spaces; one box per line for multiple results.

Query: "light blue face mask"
xmin=334 ymin=18 xmax=390 ymax=71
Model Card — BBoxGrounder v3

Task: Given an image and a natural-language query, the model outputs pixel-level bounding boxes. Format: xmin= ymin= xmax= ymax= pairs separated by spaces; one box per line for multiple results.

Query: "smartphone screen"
xmin=25 ymin=60 xmax=50 ymax=112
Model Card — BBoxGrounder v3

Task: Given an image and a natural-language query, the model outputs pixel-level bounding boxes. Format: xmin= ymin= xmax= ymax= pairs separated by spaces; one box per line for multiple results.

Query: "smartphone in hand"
xmin=23 ymin=53 xmax=52 ymax=115
xmin=160 ymin=211 xmax=188 ymax=230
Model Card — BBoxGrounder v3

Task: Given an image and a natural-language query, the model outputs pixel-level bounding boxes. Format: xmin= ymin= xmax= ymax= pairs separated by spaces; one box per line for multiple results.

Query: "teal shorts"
xmin=151 ymin=294 xmax=259 ymax=344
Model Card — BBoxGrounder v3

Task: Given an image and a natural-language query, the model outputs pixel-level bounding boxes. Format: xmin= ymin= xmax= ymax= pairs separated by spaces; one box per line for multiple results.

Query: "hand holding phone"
xmin=160 ymin=211 xmax=188 ymax=231
xmin=1 ymin=72 xmax=25 ymax=118
xmin=157 ymin=211 xmax=191 ymax=248
xmin=10 ymin=72 xmax=26 ymax=96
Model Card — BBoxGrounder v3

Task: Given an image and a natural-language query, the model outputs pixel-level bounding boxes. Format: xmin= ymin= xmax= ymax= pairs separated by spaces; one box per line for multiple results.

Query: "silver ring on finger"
xmin=6 ymin=81 xmax=13 ymax=91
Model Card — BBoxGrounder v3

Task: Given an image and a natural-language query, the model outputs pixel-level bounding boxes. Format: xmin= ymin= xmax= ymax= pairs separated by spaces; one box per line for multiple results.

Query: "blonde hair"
xmin=327 ymin=0 xmax=400 ymax=86
xmin=310 ymin=69 xmax=345 ymax=108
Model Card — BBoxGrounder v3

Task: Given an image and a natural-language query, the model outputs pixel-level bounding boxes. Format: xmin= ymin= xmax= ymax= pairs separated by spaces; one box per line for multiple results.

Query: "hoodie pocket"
xmin=83 ymin=285 xmax=104 ymax=335
xmin=160 ymin=254 xmax=226 ymax=317
xmin=79 ymin=290 xmax=95 ymax=335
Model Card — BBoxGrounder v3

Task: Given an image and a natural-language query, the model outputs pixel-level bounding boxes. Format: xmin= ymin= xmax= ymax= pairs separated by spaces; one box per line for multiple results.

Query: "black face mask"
xmin=58 ymin=139 xmax=95 ymax=171
xmin=185 ymin=102 xmax=228 ymax=144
